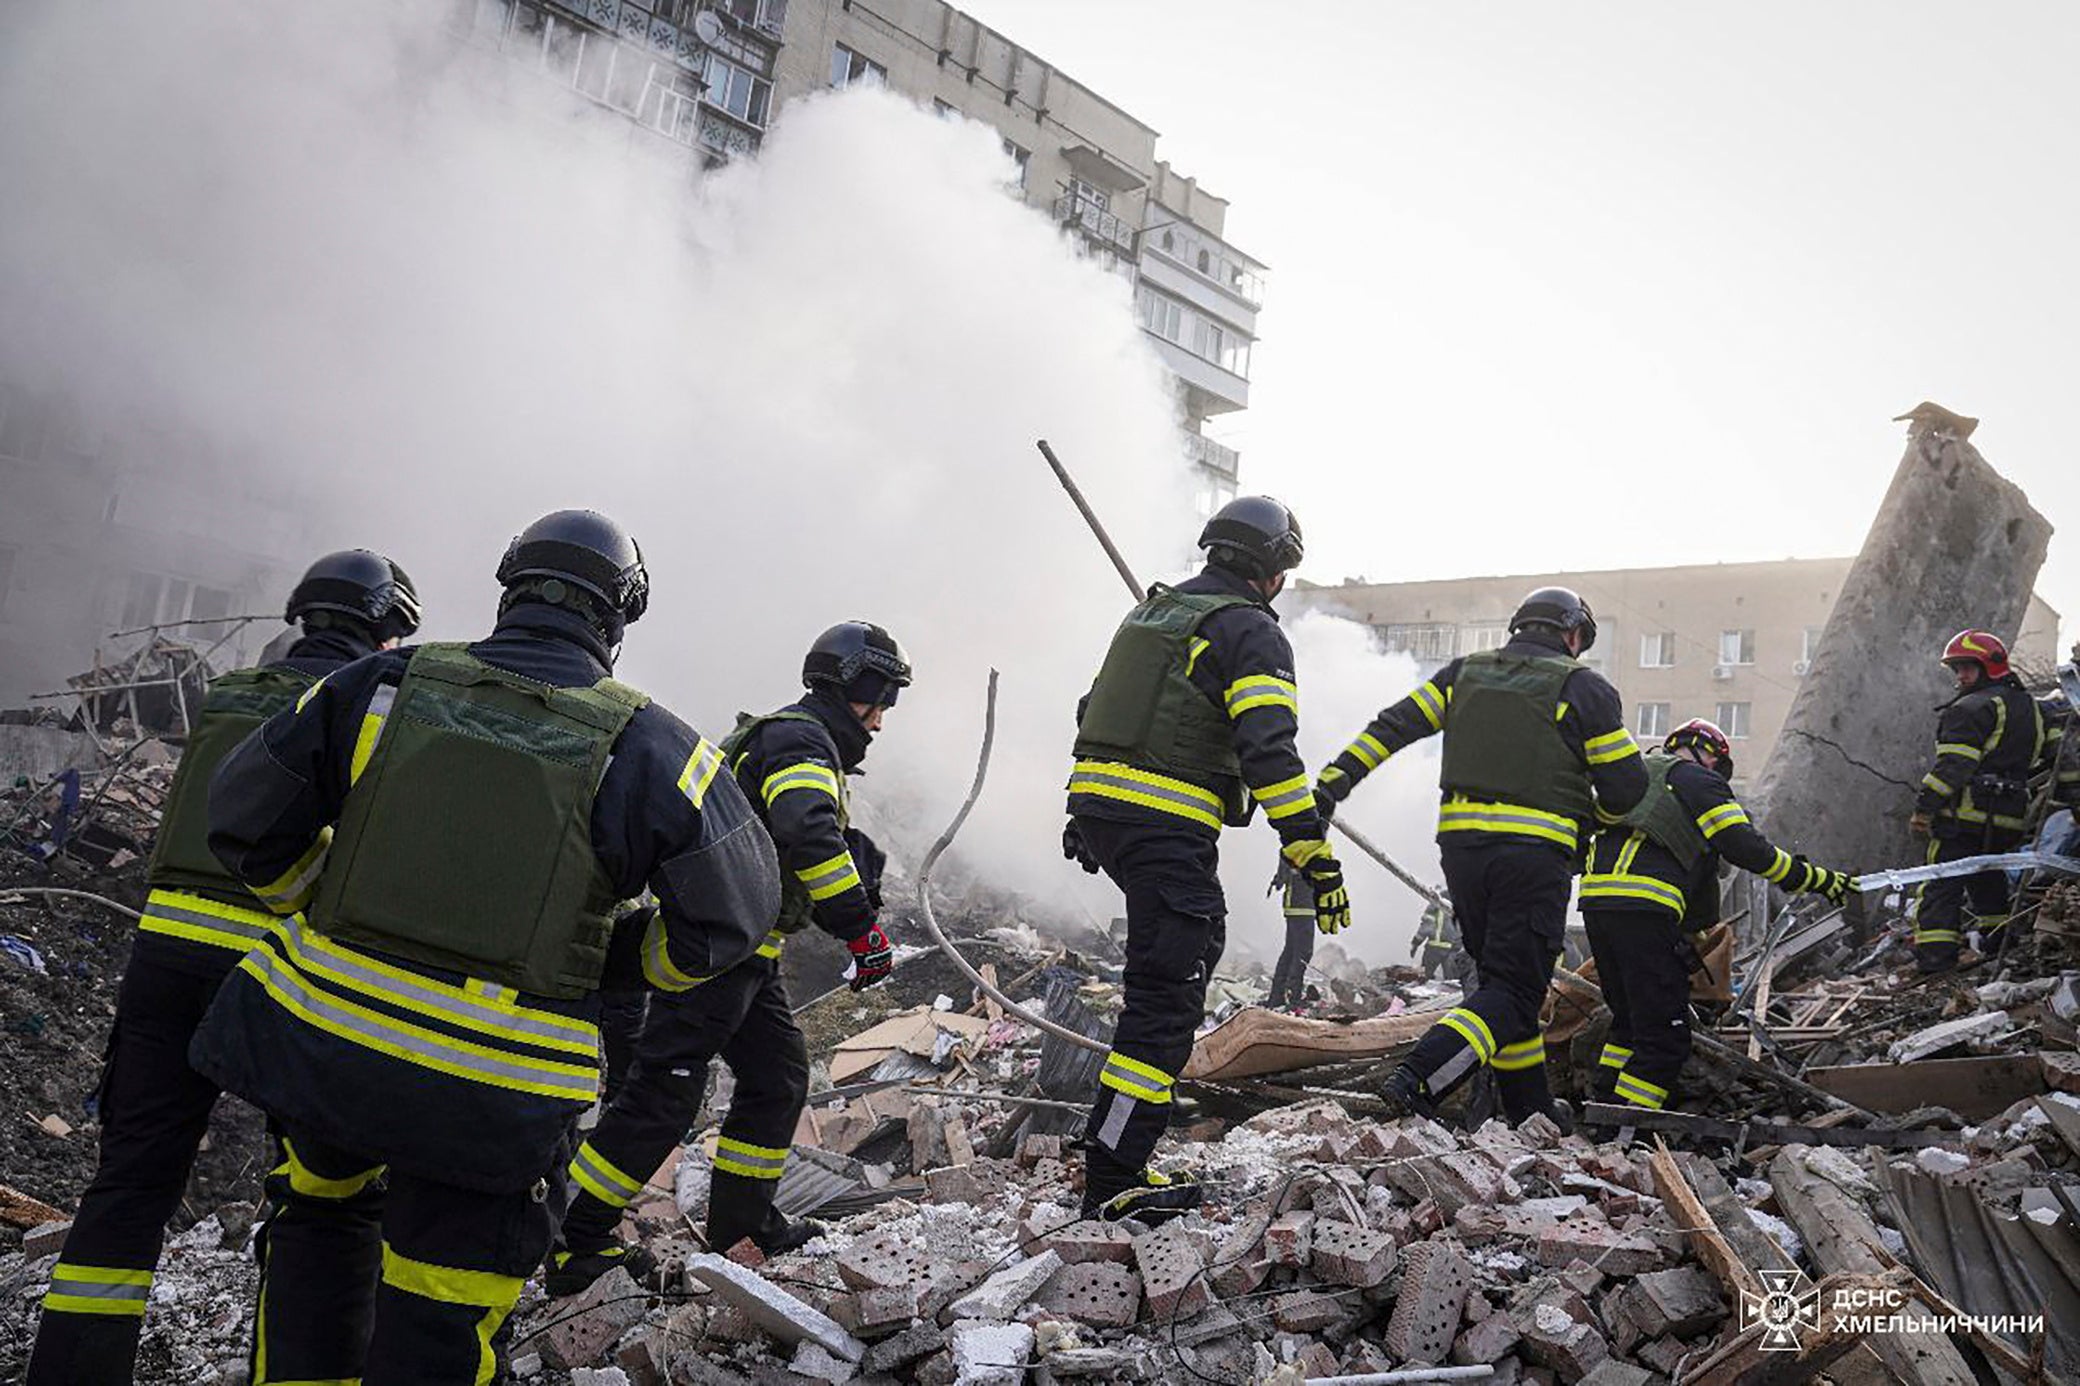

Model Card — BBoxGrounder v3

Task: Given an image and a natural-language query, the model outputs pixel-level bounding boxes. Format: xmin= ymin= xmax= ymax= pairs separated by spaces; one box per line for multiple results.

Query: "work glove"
xmin=1908 ymin=811 xmax=1933 ymax=837
xmin=1281 ymin=838 xmax=1352 ymax=936
xmin=1814 ymin=867 xmax=1853 ymax=906
xmin=846 ymin=923 xmax=895 ymax=991
xmin=1062 ymin=819 xmax=1101 ymax=874
xmin=1313 ymin=766 xmax=1348 ymax=823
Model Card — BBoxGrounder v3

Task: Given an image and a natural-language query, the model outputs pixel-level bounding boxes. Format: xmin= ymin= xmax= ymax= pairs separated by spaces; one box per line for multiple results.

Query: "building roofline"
xmin=935 ymin=4 xmax=1161 ymax=140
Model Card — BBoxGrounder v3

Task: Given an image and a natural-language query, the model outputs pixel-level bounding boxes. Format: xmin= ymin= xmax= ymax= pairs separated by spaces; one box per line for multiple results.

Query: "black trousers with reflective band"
xmin=1074 ymin=815 xmax=1226 ymax=1196
xmin=1582 ymin=907 xmax=1693 ymax=1107
xmin=1916 ymin=829 xmax=2023 ymax=968
xmin=562 ymin=955 xmax=808 ymax=1254
xmin=257 ymin=1126 xmax=567 ymax=1386
xmin=1404 ymin=839 xmax=1569 ymax=1122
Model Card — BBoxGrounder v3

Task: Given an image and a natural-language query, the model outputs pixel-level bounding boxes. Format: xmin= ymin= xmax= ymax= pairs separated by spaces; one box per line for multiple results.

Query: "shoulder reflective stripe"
xmin=641 ymin=913 xmax=710 ymax=992
xmin=1934 ymin=742 xmax=1983 ymax=762
xmin=1099 ymin=1052 xmax=1175 ymax=1103
xmin=348 ymin=685 xmax=398 ymax=787
xmin=1067 ymin=761 xmax=1223 ymax=830
xmin=1225 ymin=674 xmax=1298 ymax=718
xmin=1438 ymin=1008 xmax=1496 ymax=1062
xmin=277 ymin=1137 xmax=383 ymax=1200
xmin=714 ymin=1136 xmax=790 ymax=1179
xmin=1696 ymin=802 xmax=1750 ymax=839
xmin=1584 ymin=728 xmax=1641 ymax=765
xmin=1555 ymin=701 xmax=1570 ymax=723
xmin=274 ymin=917 xmax=597 ymax=1055
xmin=796 ymin=851 xmax=863 ymax=901
xmin=570 ymin=1141 xmax=646 ymax=1207
xmin=677 ymin=737 xmax=726 ymax=810
xmin=251 ymin=828 xmax=333 ymax=915
xmin=1984 ymin=697 xmax=2008 ymax=753
xmin=1920 ymin=773 xmax=1956 ymax=797
xmin=1492 ymin=1037 xmax=1545 ymax=1071
xmin=1250 ymin=773 xmax=1316 ymax=820
xmin=1185 ymin=636 xmax=1211 ymax=679
xmin=762 ymin=761 xmax=841 ymax=806
xmin=1412 ymin=682 xmax=1446 ymax=730
xmin=237 ymin=949 xmax=599 ymax=1102
xmin=1436 ymin=799 xmax=1579 ymax=850
xmin=42 ymin=1263 xmax=154 ymax=1317
xmin=294 ymin=676 xmax=329 ymax=713
xmin=140 ymin=888 xmax=279 ymax=951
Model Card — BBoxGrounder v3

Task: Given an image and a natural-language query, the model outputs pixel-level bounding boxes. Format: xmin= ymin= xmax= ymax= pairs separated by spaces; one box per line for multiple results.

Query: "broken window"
xmin=1718 ymin=629 xmax=1755 ymax=666
xmin=1715 ymin=701 xmax=1752 ymax=739
xmin=1639 ymin=631 xmax=1677 ymax=668
xmin=1637 ymin=702 xmax=1670 ymax=739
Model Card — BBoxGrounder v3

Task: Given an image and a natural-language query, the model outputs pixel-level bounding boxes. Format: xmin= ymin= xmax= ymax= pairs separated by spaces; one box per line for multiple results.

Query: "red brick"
xmin=1264 ymin=1210 xmax=1315 ymax=1268
xmin=1383 ymin=1241 xmax=1472 ymax=1365
xmin=1452 ymin=1312 xmax=1523 ymax=1365
xmin=1310 ymin=1220 xmax=1398 ymax=1289
xmin=1038 ymin=1218 xmax=1136 ymax=1266
xmin=1133 ymin=1219 xmax=1213 ymax=1321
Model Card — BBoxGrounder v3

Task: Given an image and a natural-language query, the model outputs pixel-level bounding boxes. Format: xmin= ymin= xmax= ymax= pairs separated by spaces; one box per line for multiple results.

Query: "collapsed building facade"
xmin=0 ymin=409 xmax=2075 ymax=1384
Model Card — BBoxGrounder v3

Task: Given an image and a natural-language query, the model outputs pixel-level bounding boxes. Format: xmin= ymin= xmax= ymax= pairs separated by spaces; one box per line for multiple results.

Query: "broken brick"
xmin=1037 ymin=1261 xmax=1141 ymax=1329
xmin=1533 ymin=1220 xmax=1665 ymax=1276
xmin=1133 ymin=1219 xmax=1213 ymax=1320
xmin=540 ymin=1267 xmax=647 ymax=1370
xmin=1271 ymin=1289 xmax=1349 ymax=1334
xmin=1383 ymin=1240 xmax=1472 ymax=1364
xmin=1310 ymin=1220 xmax=1398 ymax=1288
xmin=1264 ymin=1210 xmax=1315 ymax=1268
xmin=1518 ymin=1303 xmax=1610 ymax=1383
xmin=859 ymin=1323 xmax=945 ymax=1376
xmin=1452 ymin=1312 xmax=1523 ymax=1366
xmin=1612 ymin=1265 xmax=1727 ymax=1338
xmin=836 ymin=1231 xmax=930 ymax=1293
xmin=1039 ymin=1219 xmax=1136 ymax=1266
xmin=948 ymin=1251 xmax=1061 ymax=1321
xmin=1016 ymin=1132 xmax=1064 ymax=1167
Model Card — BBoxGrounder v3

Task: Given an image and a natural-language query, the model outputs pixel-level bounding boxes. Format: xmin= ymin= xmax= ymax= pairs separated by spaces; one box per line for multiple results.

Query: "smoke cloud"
xmin=0 ymin=0 xmax=1447 ymax=966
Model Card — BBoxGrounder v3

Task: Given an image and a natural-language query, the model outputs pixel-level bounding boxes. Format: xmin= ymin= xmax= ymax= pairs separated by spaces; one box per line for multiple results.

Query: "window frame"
xmin=1637 ymin=702 xmax=1671 ymax=739
xmin=1639 ymin=631 xmax=1676 ymax=668
xmin=1714 ymin=701 xmax=1752 ymax=739
xmin=1718 ymin=629 xmax=1756 ymax=666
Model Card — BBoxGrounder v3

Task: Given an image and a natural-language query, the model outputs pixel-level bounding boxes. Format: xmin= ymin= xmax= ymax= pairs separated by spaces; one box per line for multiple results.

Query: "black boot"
xmin=544 ymin=1239 xmax=657 ymax=1298
xmin=1378 ymin=1065 xmax=1436 ymax=1120
xmin=1083 ymin=1167 xmax=1205 ymax=1226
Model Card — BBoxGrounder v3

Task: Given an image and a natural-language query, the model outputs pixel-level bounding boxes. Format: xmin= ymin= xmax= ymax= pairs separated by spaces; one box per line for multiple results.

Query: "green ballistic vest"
xmin=1617 ymin=751 xmax=1710 ymax=873
xmin=306 ymin=644 xmax=648 ymax=999
xmin=146 ymin=665 xmax=318 ymax=900
xmin=1437 ymin=649 xmax=1594 ymax=825
xmin=721 ymin=708 xmax=844 ymax=936
xmin=1073 ymin=585 xmax=1256 ymax=824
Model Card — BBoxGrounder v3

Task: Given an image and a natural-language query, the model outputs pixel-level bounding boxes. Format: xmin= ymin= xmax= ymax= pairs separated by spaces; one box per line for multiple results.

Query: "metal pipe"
xmin=0 ymin=887 xmax=143 ymax=921
xmin=914 ymin=669 xmax=1108 ymax=1055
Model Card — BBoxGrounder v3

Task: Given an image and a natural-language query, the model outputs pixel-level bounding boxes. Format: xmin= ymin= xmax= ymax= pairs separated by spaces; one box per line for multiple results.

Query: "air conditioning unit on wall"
xmin=1712 ymin=664 xmax=1734 ymax=681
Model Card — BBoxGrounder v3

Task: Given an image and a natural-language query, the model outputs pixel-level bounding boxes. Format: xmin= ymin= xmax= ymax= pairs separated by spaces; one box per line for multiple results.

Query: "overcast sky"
xmin=967 ymin=1 xmax=2077 ymax=645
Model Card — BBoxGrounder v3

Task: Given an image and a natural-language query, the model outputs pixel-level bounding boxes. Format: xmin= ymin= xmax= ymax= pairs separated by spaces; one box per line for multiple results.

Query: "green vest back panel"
xmin=1438 ymin=650 xmax=1594 ymax=824
xmin=720 ymin=708 xmax=844 ymax=935
xmin=147 ymin=665 xmax=319 ymax=899
xmin=1618 ymin=751 xmax=1710 ymax=873
xmin=307 ymin=644 xmax=648 ymax=999
xmin=1073 ymin=585 xmax=1255 ymax=823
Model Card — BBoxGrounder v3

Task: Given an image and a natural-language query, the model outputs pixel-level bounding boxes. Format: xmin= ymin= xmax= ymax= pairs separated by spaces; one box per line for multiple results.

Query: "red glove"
xmin=847 ymin=924 xmax=894 ymax=991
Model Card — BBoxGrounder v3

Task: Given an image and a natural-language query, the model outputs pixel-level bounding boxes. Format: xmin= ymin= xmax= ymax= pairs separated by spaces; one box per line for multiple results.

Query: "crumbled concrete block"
xmin=1385 ymin=1117 xmax=1462 ymax=1157
xmin=912 ymin=1349 xmax=956 ymax=1386
xmin=511 ymin=1352 xmax=543 ymax=1378
xmin=22 ymin=1220 xmax=69 ymax=1258
xmin=950 ymin=1321 xmax=1034 ymax=1386
xmin=1271 ymin=1289 xmax=1349 ymax=1334
xmin=1245 ymin=1097 xmax=1355 ymax=1135
xmin=1635 ymin=1336 xmax=1691 ymax=1376
xmin=1519 ymin=1304 xmax=1610 ymax=1383
xmin=1533 ymin=1221 xmax=1664 ymax=1276
xmin=1311 ymin=1220 xmax=1398 ymax=1289
xmin=788 ymin=1341 xmax=859 ymax=1385
xmin=1558 ymin=1260 xmax=1606 ymax=1299
xmin=1518 ymin=1111 xmax=1566 ymax=1147
xmin=1383 ymin=1240 xmax=1472 ymax=1364
xmin=1615 ymin=1266 xmax=1726 ymax=1338
xmin=1453 ymin=1312 xmax=1523 ymax=1365
xmin=860 ymin=1323 xmax=945 ymax=1376
xmin=854 ymin=1284 xmax=922 ymax=1333
xmin=2043 ymin=1050 xmax=2080 ymax=1095
xmin=922 ymin=1164 xmax=986 ymax=1205
xmin=1297 ymin=1341 xmax=1342 ymax=1378
xmin=1134 ymin=1219 xmax=1213 ymax=1320
xmin=542 ymin=1267 xmax=648 ymax=1370
xmin=615 ymin=1329 xmax=667 ymax=1386
xmin=1038 ymin=1220 xmax=1135 ymax=1266
xmin=1889 ymin=1010 xmax=2010 ymax=1064
xmin=922 ymin=1261 xmax=992 ymax=1323
xmin=687 ymin=1254 xmax=867 ymax=1363
xmin=1016 ymin=1133 xmax=1064 ymax=1167
xmin=1339 ymin=1340 xmax=1398 ymax=1375
xmin=949 ymin=1251 xmax=1062 ymax=1321
xmin=1264 ymin=1210 xmax=1315 ymax=1267
xmin=1576 ymin=1361 xmax=1652 ymax=1386
xmin=837 ymin=1231 xmax=931 ymax=1292
xmin=1037 ymin=1261 xmax=1141 ymax=1329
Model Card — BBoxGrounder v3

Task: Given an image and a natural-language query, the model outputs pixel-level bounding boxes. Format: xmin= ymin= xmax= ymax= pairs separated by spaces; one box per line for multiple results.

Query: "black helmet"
xmin=1509 ymin=586 xmax=1598 ymax=652
xmin=1198 ymin=495 xmax=1304 ymax=580
xmin=495 ymin=510 xmax=649 ymax=625
xmin=285 ymin=550 xmax=421 ymax=643
xmin=803 ymin=622 xmax=912 ymax=707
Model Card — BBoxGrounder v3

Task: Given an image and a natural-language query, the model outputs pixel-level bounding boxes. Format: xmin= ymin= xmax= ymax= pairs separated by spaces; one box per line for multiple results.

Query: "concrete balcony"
xmin=1053 ymin=193 xmax=1135 ymax=256
xmin=1146 ymin=335 xmax=1249 ymax=414
xmin=1184 ymin=431 xmax=1240 ymax=482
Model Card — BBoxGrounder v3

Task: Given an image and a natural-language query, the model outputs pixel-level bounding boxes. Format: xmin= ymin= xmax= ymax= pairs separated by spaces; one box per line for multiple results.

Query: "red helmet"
xmin=1941 ymin=629 xmax=2010 ymax=680
xmin=1665 ymin=718 xmax=1733 ymax=769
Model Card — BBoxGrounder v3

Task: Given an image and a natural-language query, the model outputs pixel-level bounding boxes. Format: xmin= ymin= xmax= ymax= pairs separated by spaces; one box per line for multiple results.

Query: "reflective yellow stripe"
xmin=1251 ymin=773 xmax=1316 ymax=821
xmin=1437 ymin=798 xmax=1578 ymax=850
xmin=43 ymin=1262 xmax=153 ymax=1316
xmin=1581 ymin=872 xmax=1686 ymax=913
xmin=1934 ymin=742 xmax=1983 ymax=762
xmin=295 ymin=676 xmax=329 ymax=713
xmin=1185 ymin=636 xmax=1210 ymax=678
xmin=1439 ymin=1007 xmax=1496 ymax=1062
xmin=139 ymin=888 xmax=280 ymax=952
xmin=1920 ymin=772 xmax=1956 ymax=798
xmin=1099 ymin=1051 xmax=1174 ymax=1104
xmin=1345 ymin=731 xmax=1389 ymax=770
xmin=1762 ymin=848 xmax=1794 ymax=883
xmin=348 ymin=685 xmax=397 ymax=786
xmin=677 ymin=737 xmax=725 ymax=810
xmin=756 ymin=929 xmax=785 ymax=959
xmin=796 ymin=850 xmax=862 ymax=902
xmin=1598 ymin=1044 xmax=1633 ymax=1070
xmin=1492 ymin=1037 xmax=1546 ymax=1071
xmin=1225 ymin=674 xmax=1298 ymax=718
xmin=641 ymin=912 xmax=710 ymax=992
xmin=1067 ymin=760 xmax=1223 ymax=830
xmin=1914 ymin=928 xmax=1961 ymax=944
xmin=1695 ymin=802 xmax=1749 ymax=839
xmin=277 ymin=1138 xmax=383 ymax=1200
xmin=1584 ymin=728 xmax=1641 ymax=766
xmin=1613 ymin=1073 xmax=1667 ymax=1109
xmin=762 ymin=761 xmax=841 ymax=806
xmin=1412 ymin=681 xmax=1446 ymax=730
xmin=251 ymin=829 xmax=333 ymax=915
xmin=381 ymin=1245 xmax=520 ymax=1386
xmin=714 ymin=1136 xmax=790 ymax=1180
xmin=569 ymin=1142 xmax=645 ymax=1207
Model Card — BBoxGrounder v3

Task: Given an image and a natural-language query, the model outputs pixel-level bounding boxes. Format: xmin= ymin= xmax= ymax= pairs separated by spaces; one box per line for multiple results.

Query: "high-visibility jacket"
xmin=1917 ymin=678 xmax=2044 ymax=836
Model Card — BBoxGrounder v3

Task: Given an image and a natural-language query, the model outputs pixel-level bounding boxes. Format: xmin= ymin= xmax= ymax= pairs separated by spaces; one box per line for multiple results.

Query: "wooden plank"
xmin=1683 ymin=1270 xmax=1887 ymax=1386
xmin=1804 ymin=1054 xmax=2046 ymax=1123
xmin=1648 ymin=1138 xmax=1760 ymax=1300
xmin=0 ymin=1182 xmax=66 ymax=1229
xmin=1678 ymin=1151 xmax=1798 ymax=1278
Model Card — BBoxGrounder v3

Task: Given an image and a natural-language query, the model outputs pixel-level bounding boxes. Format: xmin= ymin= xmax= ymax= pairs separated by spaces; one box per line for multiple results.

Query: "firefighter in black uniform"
xmin=2038 ymin=652 xmax=2079 ymax=818
xmin=1316 ymin=588 xmax=1647 ymax=1125
xmin=549 ymin=622 xmax=907 ymax=1292
xmin=190 ymin=511 xmax=779 ymax=1386
xmin=1912 ymin=629 xmax=2046 ymax=972
xmin=1409 ymin=899 xmax=1458 ymax=980
xmin=28 ymin=552 xmax=419 ymax=1386
xmin=1579 ymin=718 xmax=1851 ymax=1112
xmin=1064 ymin=496 xmax=1346 ymax=1221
